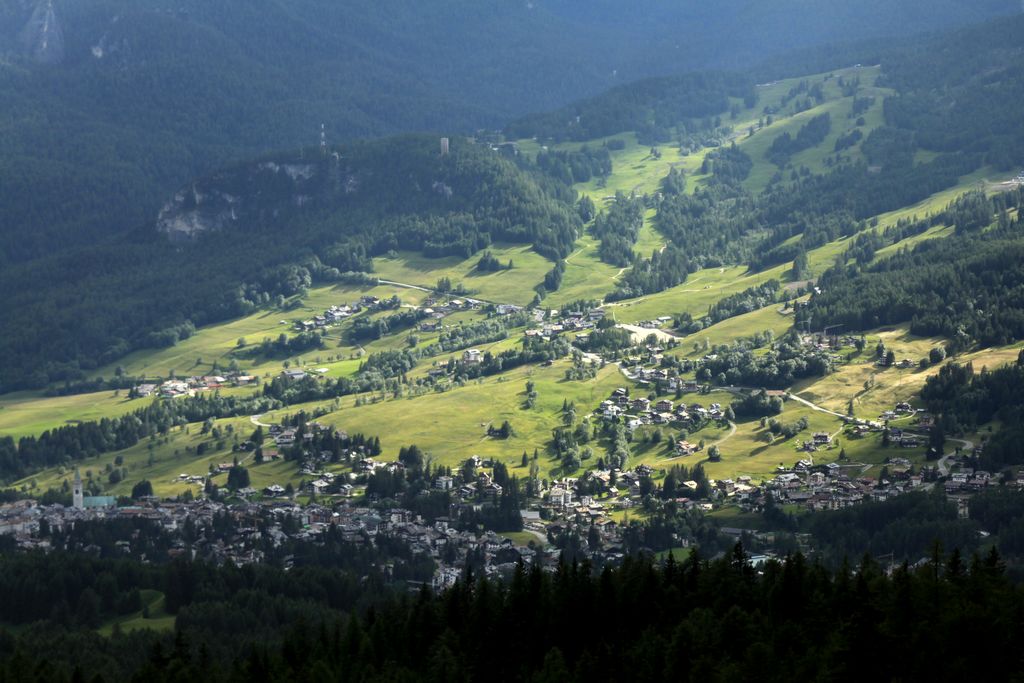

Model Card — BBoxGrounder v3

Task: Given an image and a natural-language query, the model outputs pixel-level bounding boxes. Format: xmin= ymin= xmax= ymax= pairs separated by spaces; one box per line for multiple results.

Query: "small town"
xmin=0 ymin=388 xmax=997 ymax=592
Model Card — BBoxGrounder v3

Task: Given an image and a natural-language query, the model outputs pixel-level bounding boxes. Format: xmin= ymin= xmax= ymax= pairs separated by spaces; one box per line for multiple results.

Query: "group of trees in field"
xmin=591 ymin=192 xmax=646 ymax=267
xmin=706 ymin=280 xmax=782 ymax=326
xmin=535 ymin=146 xmax=613 ymax=185
xmin=232 ymin=331 xmax=325 ymax=359
xmin=474 ymin=251 xmax=510 ymax=273
xmin=731 ymin=390 xmax=785 ymax=418
xmin=606 ymin=244 xmax=695 ymax=302
xmin=0 ymin=393 xmax=284 ymax=482
xmin=699 ymin=144 xmax=753 ymax=185
xmin=350 ymin=308 xmax=427 ymax=342
xmin=767 ymin=113 xmax=832 ymax=166
xmin=697 ymin=336 xmax=831 ymax=389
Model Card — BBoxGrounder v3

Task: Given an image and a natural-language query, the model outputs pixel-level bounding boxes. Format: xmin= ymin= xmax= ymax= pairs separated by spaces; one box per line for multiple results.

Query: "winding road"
xmin=937 ymin=437 xmax=974 ymax=476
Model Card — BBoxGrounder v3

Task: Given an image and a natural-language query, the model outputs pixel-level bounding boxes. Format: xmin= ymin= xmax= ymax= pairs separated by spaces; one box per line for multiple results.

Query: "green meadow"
xmin=604 ymin=264 xmax=787 ymax=324
xmin=0 ymin=391 xmax=157 ymax=440
xmin=672 ymin=305 xmax=797 ymax=357
xmin=372 ymin=243 xmax=553 ymax=305
xmin=98 ymin=590 xmax=175 ymax=636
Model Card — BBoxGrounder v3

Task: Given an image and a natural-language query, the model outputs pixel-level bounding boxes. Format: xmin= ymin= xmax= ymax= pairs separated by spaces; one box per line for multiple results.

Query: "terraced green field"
xmin=672 ymin=304 xmax=797 ymax=357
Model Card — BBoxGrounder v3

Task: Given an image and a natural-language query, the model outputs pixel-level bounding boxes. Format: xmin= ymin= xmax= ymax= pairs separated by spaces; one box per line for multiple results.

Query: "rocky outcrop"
xmin=19 ymin=0 xmax=63 ymax=64
xmin=156 ymin=186 xmax=241 ymax=243
xmin=156 ymin=160 xmax=320 ymax=242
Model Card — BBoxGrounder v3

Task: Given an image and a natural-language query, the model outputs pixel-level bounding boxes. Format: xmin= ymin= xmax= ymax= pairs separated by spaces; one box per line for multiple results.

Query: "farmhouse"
xmin=158 ymin=381 xmax=190 ymax=398
xmin=264 ymin=484 xmax=286 ymax=497
xmin=675 ymin=441 xmax=698 ymax=456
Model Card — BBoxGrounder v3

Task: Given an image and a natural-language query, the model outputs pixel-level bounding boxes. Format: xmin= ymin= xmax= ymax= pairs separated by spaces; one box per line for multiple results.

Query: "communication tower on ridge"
xmin=320 ymin=123 xmax=327 ymax=155
xmin=440 ymin=137 xmax=450 ymax=156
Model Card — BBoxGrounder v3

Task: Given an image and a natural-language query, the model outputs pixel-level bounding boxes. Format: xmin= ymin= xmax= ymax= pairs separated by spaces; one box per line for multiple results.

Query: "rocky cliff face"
xmin=156 ymin=161 xmax=320 ymax=242
xmin=19 ymin=0 xmax=63 ymax=64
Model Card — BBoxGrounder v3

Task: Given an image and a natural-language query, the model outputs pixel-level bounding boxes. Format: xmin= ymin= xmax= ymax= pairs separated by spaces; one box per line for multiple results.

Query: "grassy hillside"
xmin=0 ymin=391 xmax=157 ymax=441
xmin=372 ymin=244 xmax=552 ymax=305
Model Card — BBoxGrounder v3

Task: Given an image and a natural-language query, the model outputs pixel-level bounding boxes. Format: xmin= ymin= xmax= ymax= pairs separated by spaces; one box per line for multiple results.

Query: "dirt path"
xmin=564 ymin=246 xmax=587 ymax=264
xmin=714 ymin=421 xmax=738 ymax=447
xmin=376 ymin=278 xmax=508 ymax=306
xmin=786 ymin=392 xmax=848 ymax=420
xmin=377 ymin=279 xmax=432 ymax=293
xmin=250 ymin=414 xmax=272 ymax=428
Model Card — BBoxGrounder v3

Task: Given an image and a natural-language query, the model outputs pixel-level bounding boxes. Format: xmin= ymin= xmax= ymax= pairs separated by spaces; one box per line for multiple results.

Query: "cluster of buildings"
xmin=0 ymin=489 xmax=633 ymax=590
xmin=524 ymin=306 xmax=606 ymax=341
xmin=417 ymin=295 xmax=485 ymax=331
xmin=944 ymin=470 xmax=997 ymax=494
xmin=134 ymin=372 xmax=258 ymax=399
xmin=294 ymin=301 xmax=362 ymax=331
xmin=763 ymin=461 xmax=931 ymax=511
xmin=597 ymin=387 xmax=725 ymax=435
xmin=633 ymin=316 xmax=675 ymax=329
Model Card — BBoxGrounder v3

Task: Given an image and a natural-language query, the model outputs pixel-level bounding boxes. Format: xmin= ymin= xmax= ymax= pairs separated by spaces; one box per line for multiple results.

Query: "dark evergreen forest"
xmin=0 ymin=540 xmax=1020 ymax=682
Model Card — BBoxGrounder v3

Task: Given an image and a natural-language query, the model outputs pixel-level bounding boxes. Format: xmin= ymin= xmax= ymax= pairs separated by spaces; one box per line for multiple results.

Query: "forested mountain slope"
xmin=2 ymin=11 xmax=1024 ymax=393
xmin=0 ymin=0 xmax=1016 ymax=264
xmin=799 ymin=190 xmax=1024 ymax=347
xmin=0 ymin=136 xmax=578 ymax=391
